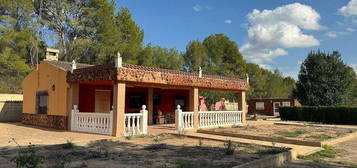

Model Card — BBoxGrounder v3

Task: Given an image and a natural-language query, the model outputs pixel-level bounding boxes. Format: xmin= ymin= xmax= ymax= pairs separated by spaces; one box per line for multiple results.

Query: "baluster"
xmin=132 ymin=116 xmax=136 ymax=135
xmin=204 ymin=113 xmax=206 ymax=127
xmin=183 ymin=114 xmax=186 ymax=129
xmin=185 ymin=114 xmax=188 ymax=129
xmin=205 ymin=113 xmax=207 ymax=127
xmin=136 ymin=115 xmax=140 ymax=134
xmin=128 ymin=116 xmax=131 ymax=135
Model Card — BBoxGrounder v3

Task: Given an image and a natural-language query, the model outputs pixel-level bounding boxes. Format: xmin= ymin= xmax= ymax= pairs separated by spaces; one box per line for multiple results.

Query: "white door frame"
xmin=273 ymin=102 xmax=281 ymax=116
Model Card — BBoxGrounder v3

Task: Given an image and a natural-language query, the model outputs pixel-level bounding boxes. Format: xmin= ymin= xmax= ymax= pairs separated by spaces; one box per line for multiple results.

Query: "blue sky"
xmin=116 ymin=0 xmax=357 ymax=79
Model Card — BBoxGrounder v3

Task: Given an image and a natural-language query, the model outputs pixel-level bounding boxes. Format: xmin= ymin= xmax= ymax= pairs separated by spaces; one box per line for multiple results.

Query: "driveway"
xmin=0 ymin=122 xmax=111 ymax=149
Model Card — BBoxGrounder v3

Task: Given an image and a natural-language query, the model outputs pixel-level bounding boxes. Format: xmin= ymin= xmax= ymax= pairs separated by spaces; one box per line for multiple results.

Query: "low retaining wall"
xmin=322 ymin=132 xmax=357 ymax=146
xmin=198 ymin=129 xmax=357 ymax=147
xmin=22 ymin=113 xmax=68 ymax=130
xmin=171 ymin=132 xmax=295 ymax=168
xmin=233 ymin=150 xmax=297 ymax=168
xmin=0 ymin=101 xmax=22 ymax=122
xmin=198 ymin=130 xmax=321 ymax=147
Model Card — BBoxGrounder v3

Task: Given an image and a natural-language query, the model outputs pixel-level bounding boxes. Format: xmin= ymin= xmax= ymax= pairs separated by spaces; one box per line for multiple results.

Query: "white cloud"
xmin=241 ymin=44 xmax=288 ymax=63
xmin=241 ymin=3 xmax=322 ymax=64
xmin=247 ymin=3 xmax=322 ymax=30
xmin=346 ymin=27 xmax=356 ymax=32
xmin=193 ymin=5 xmax=202 ymax=12
xmin=325 ymin=31 xmax=338 ymax=38
xmin=258 ymin=64 xmax=273 ymax=70
xmin=339 ymin=0 xmax=357 ymax=16
xmin=192 ymin=5 xmax=211 ymax=12
xmin=224 ymin=19 xmax=232 ymax=24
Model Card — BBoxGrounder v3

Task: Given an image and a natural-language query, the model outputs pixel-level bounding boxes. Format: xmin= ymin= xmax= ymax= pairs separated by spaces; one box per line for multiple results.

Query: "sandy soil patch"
xmin=209 ymin=122 xmax=356 ymax=142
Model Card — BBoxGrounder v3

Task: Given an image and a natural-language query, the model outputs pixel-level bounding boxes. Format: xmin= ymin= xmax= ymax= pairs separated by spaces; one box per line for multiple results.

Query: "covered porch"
xmin=66 ymin=59 xmax=249 ymax=136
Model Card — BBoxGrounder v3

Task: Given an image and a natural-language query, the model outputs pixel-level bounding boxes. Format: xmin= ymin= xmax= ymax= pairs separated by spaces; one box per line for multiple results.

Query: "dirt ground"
xmin=210 ymin=121 xmax=356 ymax=142
xmin=0 ymin=134 xmax=287 ymax=168
xmin=279 ymin=136 xmax=357 ymax=168
xmin=327 ymin=137 xmax=357 ymax=167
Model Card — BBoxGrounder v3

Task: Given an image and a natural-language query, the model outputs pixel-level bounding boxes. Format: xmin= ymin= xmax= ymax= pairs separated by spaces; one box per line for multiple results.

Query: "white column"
xmin=140 ymin=105 xmax=148 ymax=134
xmin=71 ymin=105 xmax=79 ymax=131
xmin=175 ymin=105 xmax=182 ymax=130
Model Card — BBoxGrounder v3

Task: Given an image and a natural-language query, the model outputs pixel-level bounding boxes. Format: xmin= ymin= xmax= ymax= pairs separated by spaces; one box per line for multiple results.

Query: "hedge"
xmin=280 ymin=106 xmax=357 ymax=125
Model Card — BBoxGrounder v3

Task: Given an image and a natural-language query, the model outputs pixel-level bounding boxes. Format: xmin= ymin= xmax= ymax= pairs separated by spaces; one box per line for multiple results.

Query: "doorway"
xmin=273 ymin=102 xmax=281 ymax=116
xmin=95 ymin=89 xmax=111 ymax=112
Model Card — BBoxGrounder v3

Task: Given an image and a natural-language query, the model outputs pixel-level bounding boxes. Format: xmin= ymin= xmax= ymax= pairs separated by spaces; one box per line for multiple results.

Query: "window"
xmin=255 ymin=102 xmax=265 ymax=110
xmin=282 ymin=102 xmax=291 ymax=107
xmin=153 ymin=94 xmax=161 ymax=106
xmin=128 ymin=93 xmax=145 ymax=108
xmin=36 ymin=91 xmax=48 ymax=114
xmin=175 ymin=96 xmax=185 ymax=110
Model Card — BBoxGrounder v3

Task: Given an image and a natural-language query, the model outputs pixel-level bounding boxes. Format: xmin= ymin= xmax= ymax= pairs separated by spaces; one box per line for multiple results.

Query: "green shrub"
xmin=11 ymin=144 xmax=44 ymax=168
xmin=280 ymin=106 xmax=357 ymax=125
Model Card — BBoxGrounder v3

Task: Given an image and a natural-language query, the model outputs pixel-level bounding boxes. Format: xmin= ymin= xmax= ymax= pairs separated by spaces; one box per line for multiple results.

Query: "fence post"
xmin=109 ymin=110 xmax=113 ymax=135
xmin=175 ymin=105 xmax=182 ymax=131
xmin=140 ymin=105 xmax=148 ymax=134
xmin=71 ymin=105 xmax=78 ymax=131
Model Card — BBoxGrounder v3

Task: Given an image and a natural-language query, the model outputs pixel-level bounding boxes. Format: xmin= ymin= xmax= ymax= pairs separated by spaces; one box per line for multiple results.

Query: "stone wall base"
xmin=22 ymin=113 xmax=68 ymax=130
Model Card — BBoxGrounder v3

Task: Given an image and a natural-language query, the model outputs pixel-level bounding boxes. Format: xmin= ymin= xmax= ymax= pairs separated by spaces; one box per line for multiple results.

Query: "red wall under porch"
xmin=78 ymin=84 xmax=113 ymax=112
xmin=77 ymin=84 xmax=190 ymax=117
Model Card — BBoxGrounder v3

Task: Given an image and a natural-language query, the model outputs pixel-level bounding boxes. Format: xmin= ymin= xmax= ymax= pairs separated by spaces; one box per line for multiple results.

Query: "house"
xmin=247 ymin=98 xmax=301 ymax=116
xmin=22 ymin=48 xmax=249 ymax=136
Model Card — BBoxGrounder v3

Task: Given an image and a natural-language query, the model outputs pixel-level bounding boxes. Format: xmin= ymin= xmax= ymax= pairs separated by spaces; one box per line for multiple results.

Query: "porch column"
xmin=147 ymin=88 xmax=154 ymax=125
xmin=189 ymin=87 xmax=199 ymax=129
xmin=237 ymin=91 xmax=247 ymax=125
xmin=67 ymin=83 xmax=79 ymax=130
xmin=112 ymin=82 xmax=126 ymax=137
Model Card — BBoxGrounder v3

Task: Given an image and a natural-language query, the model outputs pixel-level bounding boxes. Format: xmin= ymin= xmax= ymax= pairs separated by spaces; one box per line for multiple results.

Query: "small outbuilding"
xmin=247 ymin=98 xmax=301 ymax=116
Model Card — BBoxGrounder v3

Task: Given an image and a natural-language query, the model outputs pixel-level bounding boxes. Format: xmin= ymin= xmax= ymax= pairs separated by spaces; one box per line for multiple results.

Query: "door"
xmin=273 ymin=102 xmax=281 ymax=116
xmin=95 ymin=90 xmax=111 ymax=112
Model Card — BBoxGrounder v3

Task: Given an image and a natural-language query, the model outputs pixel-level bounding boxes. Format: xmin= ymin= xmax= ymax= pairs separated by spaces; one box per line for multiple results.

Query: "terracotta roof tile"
xmin=50 ymin=60 xmax=245 ymax=82
xmin=122 ymin=64 xmax=245 ymax=82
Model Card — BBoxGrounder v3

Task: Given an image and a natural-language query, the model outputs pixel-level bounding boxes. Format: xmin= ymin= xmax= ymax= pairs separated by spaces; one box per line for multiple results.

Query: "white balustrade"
xmin=124 ymin=105 xmax=148 ymax=136
xmin=71 ymin=105 xmax=113 ymax=135
xmin=175 ymin=105 xmax=194 ymax=130
xmin=198 ymin=111 xmax=243 ymax=128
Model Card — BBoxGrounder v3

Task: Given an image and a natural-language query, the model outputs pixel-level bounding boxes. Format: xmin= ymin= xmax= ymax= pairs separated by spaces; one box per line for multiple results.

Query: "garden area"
xmin=200 ymin=121 xmax=356 ymax=146
xmin=0 ymin=134 xmax=288 ymax=168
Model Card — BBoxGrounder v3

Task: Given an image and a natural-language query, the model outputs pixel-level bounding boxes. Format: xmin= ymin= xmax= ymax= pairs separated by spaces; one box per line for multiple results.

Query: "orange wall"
xmin=22 ymin=62 xmax=69 ymax=116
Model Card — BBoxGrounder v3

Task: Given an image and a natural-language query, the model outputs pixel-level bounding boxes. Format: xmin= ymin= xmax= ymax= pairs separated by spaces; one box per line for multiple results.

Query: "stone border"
xmin=198 ymin=129 xmax=357 ymax=147
xmin=197 ymin=130 xmax=321 ymax=147
xmin=233 ymin=149 xmax=297 ymax=168
xmin=322 ymin=131 xmax=357 ymax=146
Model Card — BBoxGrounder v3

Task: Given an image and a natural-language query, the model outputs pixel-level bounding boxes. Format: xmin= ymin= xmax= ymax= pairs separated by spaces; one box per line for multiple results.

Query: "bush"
xmin=280 ymin=106 xmax=357 ymax=125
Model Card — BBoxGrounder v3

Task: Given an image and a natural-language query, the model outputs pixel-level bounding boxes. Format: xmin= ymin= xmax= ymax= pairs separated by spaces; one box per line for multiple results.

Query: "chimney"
xmin=115 ymin=52 xmax=122 ymax=68
xmin=45 ymin=48 xmax=59 ymax=61
xmin=198 ymin=66 xmax=202 ymax=78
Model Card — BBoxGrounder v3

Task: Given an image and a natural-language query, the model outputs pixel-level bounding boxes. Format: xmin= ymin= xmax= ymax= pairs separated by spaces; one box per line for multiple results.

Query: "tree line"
xmin=1 ymin=0 xmax=355 ymax=106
